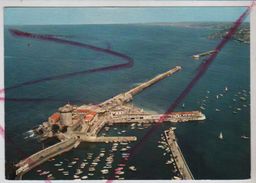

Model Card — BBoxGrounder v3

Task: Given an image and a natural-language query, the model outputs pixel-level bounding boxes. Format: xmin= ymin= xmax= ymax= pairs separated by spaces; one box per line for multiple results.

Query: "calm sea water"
xmin=4 ymin=24 xmax=250 ymax=180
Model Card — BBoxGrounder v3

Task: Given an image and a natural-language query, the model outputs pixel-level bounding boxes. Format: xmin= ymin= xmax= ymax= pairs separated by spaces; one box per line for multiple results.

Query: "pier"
xmin=15 ymin=137 xmax=78 ymax=179
xmin=15 ymin=66 xmax=205 ymax=179
xmin=110 ymin=111 xmax=205 ymax=124
xmin=192 ymin=50 xmax=217 ymax=60
xmin=74 ymin=134 xmax=137 ymax=143
xmin=164 ymin=128 xmax=194 ymax=180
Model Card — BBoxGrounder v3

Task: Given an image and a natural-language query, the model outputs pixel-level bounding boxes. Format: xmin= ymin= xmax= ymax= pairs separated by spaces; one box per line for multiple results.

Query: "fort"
xmin=15 ymin=66 xmax=205 ymax=179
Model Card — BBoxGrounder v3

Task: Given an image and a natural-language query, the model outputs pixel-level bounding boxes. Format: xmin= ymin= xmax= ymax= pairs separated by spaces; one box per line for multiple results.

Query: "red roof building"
xmin=48 ymin=113 xmax=60 ymax=124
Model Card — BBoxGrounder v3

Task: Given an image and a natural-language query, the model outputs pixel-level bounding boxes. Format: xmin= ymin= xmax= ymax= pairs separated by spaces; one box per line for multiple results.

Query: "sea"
xmin=4 ymin=23 xmax=250 ymax=180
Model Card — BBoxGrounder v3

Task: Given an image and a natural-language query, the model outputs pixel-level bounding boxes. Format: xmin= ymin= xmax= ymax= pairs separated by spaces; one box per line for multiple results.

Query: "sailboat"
xmin=218 ymin=132 xmax=223 ymax=140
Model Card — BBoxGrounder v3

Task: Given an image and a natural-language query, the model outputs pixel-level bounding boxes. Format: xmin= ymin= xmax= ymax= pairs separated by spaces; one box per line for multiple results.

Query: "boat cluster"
xmin=198 ymin=87 xmax=250 ymax=140
xmin=198 ymin=87 xmax=249 ymax=114
xmin=230 ymin=89 xmax=249 ymax=114
xmin=35 ymin=141 xmax=137 ymax=180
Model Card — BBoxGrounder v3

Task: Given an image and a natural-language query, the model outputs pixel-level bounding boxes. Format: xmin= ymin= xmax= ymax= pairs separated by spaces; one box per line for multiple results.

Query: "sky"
xmin=4 ymin=7 xmax=249 ymax=25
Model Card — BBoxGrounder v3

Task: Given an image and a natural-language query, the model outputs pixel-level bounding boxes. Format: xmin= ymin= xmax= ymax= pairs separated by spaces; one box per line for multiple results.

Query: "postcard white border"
xmin=0 ymin=1 xmax=255 ymax=183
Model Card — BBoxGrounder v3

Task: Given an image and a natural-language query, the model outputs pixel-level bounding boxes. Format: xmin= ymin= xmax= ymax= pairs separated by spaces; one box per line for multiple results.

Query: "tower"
xmin=58 ymin=104 xmax=73 ymax=126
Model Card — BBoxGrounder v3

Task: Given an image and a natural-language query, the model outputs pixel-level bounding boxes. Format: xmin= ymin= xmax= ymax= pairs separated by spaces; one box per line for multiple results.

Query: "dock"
xmin=110 ymin=111 xmax=205 ymax=124
xmin=164 ymin=128 xmax=194 ymax=180
xmin=74 ymin=134 xmax=137 ymax=143
xmin=192 ymin=50 xmax=217 ymax=60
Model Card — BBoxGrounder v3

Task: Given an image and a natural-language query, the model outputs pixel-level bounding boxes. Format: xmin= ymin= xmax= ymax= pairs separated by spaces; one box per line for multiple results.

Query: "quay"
xmin=110 ymin=111 xmax=205 ymax=124
xmin=15 ymin=66 xmax=205 ymax=179
xmin=192 ymin=50 xmax=217 ymax=60
xmin=74 ymin=134 xmax=137 ymax=143
xmin=164 ymin=128 xmax=194 ymax=180
xmin=15 ymin=137 xmax=78 ymax=179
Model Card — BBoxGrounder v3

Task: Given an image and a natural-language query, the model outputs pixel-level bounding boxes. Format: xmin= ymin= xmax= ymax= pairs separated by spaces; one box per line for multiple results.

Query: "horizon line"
xmin=4 ymin=21 xmax=250 ymax=26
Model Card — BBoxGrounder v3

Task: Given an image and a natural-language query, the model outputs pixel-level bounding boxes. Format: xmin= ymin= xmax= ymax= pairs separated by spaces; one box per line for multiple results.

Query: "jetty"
xmin=164 ymin=128 xmax=194 ymax=180
xmin=192 ymin=50 xmax=217 ymax=60
xmin=15 ymin=66 xmax=205 ymax=179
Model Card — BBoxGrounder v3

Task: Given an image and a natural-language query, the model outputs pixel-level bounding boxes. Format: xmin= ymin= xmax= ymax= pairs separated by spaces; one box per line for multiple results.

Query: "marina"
xmin=14 ymin=66 xmax=206 ymax=179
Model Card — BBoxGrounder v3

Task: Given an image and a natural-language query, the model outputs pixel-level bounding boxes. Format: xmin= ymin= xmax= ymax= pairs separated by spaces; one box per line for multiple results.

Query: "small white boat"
xmin=131 ymin=123 xmax=136 ymax=127
xmin=225 ymin=86 xmax=228 ymax=91
xmin=71 ymin=161 xmax=77 ymax=165
xmin=216 ymin=95 xmax=219 ymax=99
xmin=76 ymin=168 xmax=83 ymax=174
xmin=215 ymin=108 xmax=221 ymax=112
xmin=240 ymin=97 xmax=246 ymax=101
xmin=73 ymin=175 xmax=80 ymax=179
xmin=80 ymin=162 xmax=86 ymax=166
xmin=129 ymin=166 xmax=137 ymax=171
xmin=101 ymin=169 xmax=109 ymax=174
xmin=218 ymin=132 xmax=223 ymax=140
xmin=89 ymin=167 xmax=96 ymax=172
xmin=54 ymin=163 xmax=62 ymax=167
xmin=173 ymin=176 xmax=182 ymax=180
xmin=115 ymin=171 xmax=124 ymax=175
xmin=200 ymin=106 xmax=205 ymax=110
xmin=241 ymin=135 xmax=249 ymax=139
xmin=120 ymin=148 xmax=127 ymax=152
xmin=81 ymin=176 xmax=88 ymax=179
xmin=166 ymin=160 xmax=172 ymax=165
xmin=39 ymin=171 xmax=50 ymax=176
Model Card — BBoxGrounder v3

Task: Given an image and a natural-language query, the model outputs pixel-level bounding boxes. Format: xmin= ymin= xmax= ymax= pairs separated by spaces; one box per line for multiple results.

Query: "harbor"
xmin=15 ymin=66 xmax=206 ymax=179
